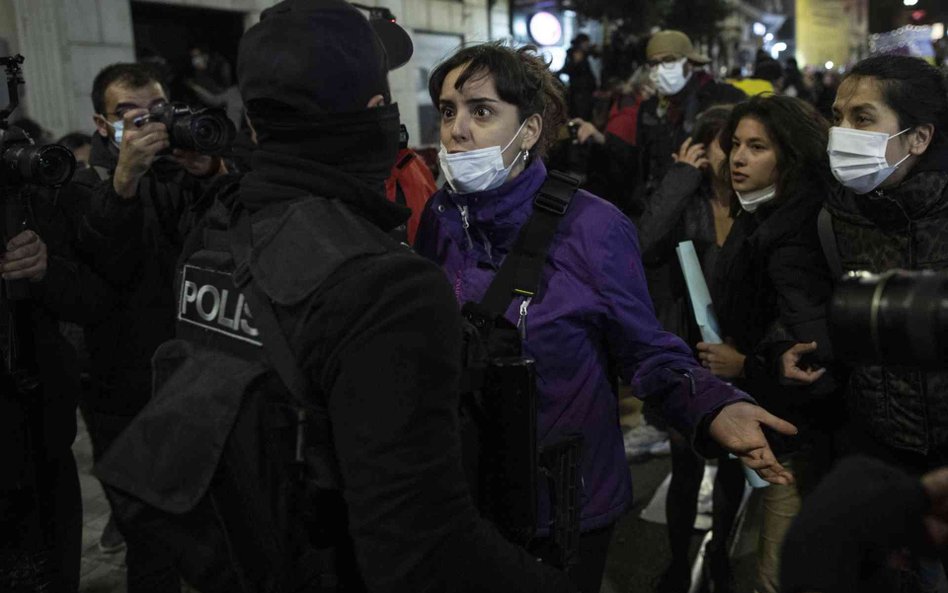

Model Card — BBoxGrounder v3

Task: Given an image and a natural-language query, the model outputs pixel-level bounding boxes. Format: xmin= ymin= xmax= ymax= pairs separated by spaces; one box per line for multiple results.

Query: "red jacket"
xmin=385 ymin=148 xmax=437 ymax=244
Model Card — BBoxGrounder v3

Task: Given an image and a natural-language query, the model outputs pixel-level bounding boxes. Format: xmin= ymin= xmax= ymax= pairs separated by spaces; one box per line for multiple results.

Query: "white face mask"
xmin=438 ymin=119 xmax=527 ymax=194
xmin=650 ymin=58 xmax=692 ymax=97
xmin=110 ymin=119 xmax=124 ymax=146
xmin=827 ymin=126 xmax=912 ymax=194
xmin=736 ymin=184 xmax=777 ymax=213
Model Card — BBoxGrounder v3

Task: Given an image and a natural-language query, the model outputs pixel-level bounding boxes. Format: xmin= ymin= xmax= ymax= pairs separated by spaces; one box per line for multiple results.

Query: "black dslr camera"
xmin=0 ymin=55 xmax=76 ymax=302
xmin=132 ymin=103 xmax=235 ymax=155
xmin=0 ymin=56 xmax=75 ymax=189
xmin=829 ymin=270 xmax=948 ymax=368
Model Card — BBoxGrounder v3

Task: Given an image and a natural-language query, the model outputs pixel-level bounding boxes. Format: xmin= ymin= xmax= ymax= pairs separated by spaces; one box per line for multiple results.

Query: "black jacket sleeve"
xmin=763 ymin=228 xmax=838 ymax=397
xmin=302 ymin=252 xmax=576 ymax=593
xmin=30 ymin=255 xmax=118 ymax=325
xmin=637 ymin=162 xmax=703 ymax=264
xmin=26 ymin=187 xmax=119 ymax=325
xmin=59 ymin=173 xmax=145 ymax=287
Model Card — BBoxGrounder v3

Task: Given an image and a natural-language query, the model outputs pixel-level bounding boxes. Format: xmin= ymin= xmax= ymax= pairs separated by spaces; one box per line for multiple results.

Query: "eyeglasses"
xmin=647 ymin=56 xmax=684 ymax=68
xmin=102 ymin=102 xmax=168 ymax=120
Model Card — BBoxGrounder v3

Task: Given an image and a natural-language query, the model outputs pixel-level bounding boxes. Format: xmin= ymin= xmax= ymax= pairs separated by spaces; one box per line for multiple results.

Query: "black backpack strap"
xmin=479 ymin=170 xmax=580 ymax=316
xmin=818 ymin=206 xmax=843 ymax=281
xmin=228 ymin=212 xmax=310 ymax=409
xmin=226 ymin=210 xmax=341 ymax=591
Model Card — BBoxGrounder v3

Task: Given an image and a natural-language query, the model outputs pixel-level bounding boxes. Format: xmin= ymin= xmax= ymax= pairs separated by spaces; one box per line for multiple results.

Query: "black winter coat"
xmin=637 ymin=73 xmax=746 ymax=199
xmin=0 ymin=185 xmax=118 ymax=489
xmin=128 ymin=144 xmax=579 ymax=593
xmin=63 ymin=135 xmax=213 ymax=415
xmin=638 ymin=161 xmax=720 ymax=345
xmin=826 ymin=145 xmax=948 ymax=461
xmin=712 ymin=181 xmax=838 ymax=431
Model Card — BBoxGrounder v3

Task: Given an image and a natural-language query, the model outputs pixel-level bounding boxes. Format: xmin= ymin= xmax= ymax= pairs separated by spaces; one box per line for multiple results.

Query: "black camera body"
xmin=133 ymin=102 xmax=235 ymax=155
xmin=829 ymin=269 xmax=948 ymax=368
xmin=0 ymin=56 xmax=74 ymax=189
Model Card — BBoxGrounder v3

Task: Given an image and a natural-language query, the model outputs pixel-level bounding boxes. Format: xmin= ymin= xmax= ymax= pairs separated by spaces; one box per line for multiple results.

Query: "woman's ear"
xmin=909 ymin=123 xmax=935 ymax=156
xmin=521 ymin=113 xmax=544 ymax=152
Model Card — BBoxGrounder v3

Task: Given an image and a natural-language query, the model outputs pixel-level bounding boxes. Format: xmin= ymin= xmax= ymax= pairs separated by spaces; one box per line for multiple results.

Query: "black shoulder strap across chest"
xmin=818 ymin=206 xmax=843 ymax=281
xmin=479 ymin=170 xmax=580 ymax=317
xmin=226 ymin=211 xmax=312 ymax=411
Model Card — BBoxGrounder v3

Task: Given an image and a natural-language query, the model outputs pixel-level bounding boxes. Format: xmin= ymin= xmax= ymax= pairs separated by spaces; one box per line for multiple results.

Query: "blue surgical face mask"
xmin=110 ymin=119 xmax=124 ymax=146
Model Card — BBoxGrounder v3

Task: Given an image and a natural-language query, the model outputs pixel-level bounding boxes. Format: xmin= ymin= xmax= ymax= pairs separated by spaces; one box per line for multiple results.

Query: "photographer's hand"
xmin=113 ymin=109 xmax=170 ymax=199
xmin=171 ymin=149 xmax=224 ymax=178
xmin=0 ymin=230 xmax=47 ymax=281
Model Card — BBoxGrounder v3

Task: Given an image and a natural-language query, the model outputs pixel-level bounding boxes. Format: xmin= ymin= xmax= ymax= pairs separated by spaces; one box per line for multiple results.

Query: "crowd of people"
xmin=1 ymin=1 xmax=948 ymax=592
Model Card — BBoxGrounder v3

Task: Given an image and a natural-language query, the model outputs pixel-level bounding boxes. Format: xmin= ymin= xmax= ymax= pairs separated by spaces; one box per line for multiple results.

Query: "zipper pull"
xmin=456 ymin=204 xmax=474 ymax=249
xmin=517 ymin=296 xmax=532 ymax=341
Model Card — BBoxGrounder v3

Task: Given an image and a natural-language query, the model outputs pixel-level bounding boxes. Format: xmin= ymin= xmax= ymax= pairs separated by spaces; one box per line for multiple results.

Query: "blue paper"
xmin=676 ymin=240 xmax=723 ymax=344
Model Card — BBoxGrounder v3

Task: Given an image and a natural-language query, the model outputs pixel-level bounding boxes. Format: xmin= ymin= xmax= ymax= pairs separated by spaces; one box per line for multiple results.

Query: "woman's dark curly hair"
xmin=428 ymin=42 xmax=566 ymax=159
xmin=719 ymin=94 xmax=831 ymax=213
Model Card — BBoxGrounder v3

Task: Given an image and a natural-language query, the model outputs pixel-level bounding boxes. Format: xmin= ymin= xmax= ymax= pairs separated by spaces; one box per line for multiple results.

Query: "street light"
xmin=825 ymin=60 xmax=835 ymax=70
xmin=904 ymin=0 xmax=919 ymax=6
xmin=770 ymin=42 xmax=788 ymax=59
xmin=753 ymin=22 xmax=767 ymax=36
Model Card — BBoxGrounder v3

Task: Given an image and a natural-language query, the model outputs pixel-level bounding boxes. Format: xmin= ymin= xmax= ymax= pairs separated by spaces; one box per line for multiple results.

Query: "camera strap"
xmin=478 ymin=170 xmax=580 ymax=318
xmin=466 ymin=170 xmax=583 ymax=571
xmin=818 ymin=207 xmax=843 ymax=281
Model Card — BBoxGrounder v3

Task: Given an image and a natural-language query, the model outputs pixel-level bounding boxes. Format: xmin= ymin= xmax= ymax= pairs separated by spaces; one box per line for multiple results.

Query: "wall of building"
xmin=1 ymin=0 xmax=508 ymax=142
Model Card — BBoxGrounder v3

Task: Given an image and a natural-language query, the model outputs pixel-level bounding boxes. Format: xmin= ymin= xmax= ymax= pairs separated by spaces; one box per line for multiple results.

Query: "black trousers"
xmin=529 ymin=523 xmax=616 ymax=593
xmin=665 ymin=429 xmax=744 ymax=573
xmin=84 ymin=408 xmax=181 ymax=593
xmin=0 ymin=452 xmax=82 ymax=593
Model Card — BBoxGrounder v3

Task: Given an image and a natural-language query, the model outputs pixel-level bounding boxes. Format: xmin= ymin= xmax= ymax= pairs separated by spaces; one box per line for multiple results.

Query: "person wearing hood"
xmin=414 ymin=41 xmax=799 ymax=593
xmin=134 ymin=1 xmax=578 ymax=591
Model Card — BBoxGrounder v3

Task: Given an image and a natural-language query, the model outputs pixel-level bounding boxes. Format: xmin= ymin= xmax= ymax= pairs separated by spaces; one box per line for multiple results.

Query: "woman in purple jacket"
xmin=414 ymin=42 xmax=796 ymax=593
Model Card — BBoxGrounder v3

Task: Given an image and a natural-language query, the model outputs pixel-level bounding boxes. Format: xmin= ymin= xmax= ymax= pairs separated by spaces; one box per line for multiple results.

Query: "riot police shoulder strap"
xmin=227 ymin=210 xmax=315 ymax=414
xmin=480 ymin=170 xmax=580 ymax=317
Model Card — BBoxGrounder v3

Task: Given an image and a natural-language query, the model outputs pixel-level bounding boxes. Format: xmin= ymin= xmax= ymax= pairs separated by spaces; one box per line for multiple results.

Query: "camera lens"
xmin=1 ymin=143 xmax=76 ymax=187
xmin=34 ymin=145 xmax=76 ymax=186
xmin=168 ymin=109 xmax=235 ymax=154
xmin=829 ymin=270 xmax=948 ymax=368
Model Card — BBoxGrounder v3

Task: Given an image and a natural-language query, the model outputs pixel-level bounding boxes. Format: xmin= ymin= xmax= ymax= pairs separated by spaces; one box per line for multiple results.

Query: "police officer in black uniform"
xmin=96 ymin=0 xmax=579 ymax=591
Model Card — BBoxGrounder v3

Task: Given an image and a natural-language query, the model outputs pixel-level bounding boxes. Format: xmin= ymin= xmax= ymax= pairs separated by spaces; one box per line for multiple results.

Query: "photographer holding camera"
xmin=57 ymin=62 xmax=231 ymax=591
